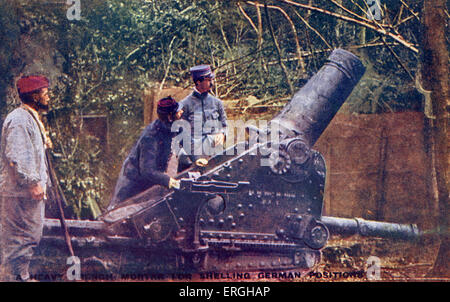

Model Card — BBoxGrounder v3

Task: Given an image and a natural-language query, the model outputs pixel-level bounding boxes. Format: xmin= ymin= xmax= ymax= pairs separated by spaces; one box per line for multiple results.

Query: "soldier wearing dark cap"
xmin=178 ymin=65 xmax=227 ymax=170
xmin=107 ymin=97 xmax=182 ymax=211
xmin=0 ymin=75 xmax=53 ymax=281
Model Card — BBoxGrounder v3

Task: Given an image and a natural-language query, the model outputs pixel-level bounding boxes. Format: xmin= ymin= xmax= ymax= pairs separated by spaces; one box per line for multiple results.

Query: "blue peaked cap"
xmin=190 ymin=65 xmax=215 ymax=81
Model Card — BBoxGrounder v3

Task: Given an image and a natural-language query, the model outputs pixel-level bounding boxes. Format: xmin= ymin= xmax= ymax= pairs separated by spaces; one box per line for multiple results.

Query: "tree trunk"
xmin=420 ymin=0 xmax=449 ymax=278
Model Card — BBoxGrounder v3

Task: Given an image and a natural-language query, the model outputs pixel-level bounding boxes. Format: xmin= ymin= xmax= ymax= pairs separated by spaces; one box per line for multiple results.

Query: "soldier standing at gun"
xmin=0 ymin=76 xmax=53 ymax=282
xmin=107 ymin=97 xmax=183 ymax=211
xmin=177 ymin=65 xmax=227 ymax=171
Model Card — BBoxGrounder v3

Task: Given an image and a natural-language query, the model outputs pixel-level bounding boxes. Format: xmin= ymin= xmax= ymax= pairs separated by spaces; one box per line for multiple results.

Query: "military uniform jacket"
xmin=180 ymin=91 xmax=227 ymax=135
xmin=179 ymin=91 xmax=227 ymax=160
xmin=0 ymin=106 xmax=50 ymax=280
xmin=0 ymin=106 xmax=50 ymax=197
xmin=109 ymin=119 xmax=174 ymax=208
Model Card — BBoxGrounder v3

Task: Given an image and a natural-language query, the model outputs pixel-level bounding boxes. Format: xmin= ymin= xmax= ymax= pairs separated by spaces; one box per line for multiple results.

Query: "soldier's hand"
xmin=214 ymin=133 xmax=225 ymax=146
xmin=195 ymin=158 xmax=209 ymax=167
xmin=29 ymin=183 xmax=45 ymax=201
xmin=169 ymin=178 xmax=180 ymax=189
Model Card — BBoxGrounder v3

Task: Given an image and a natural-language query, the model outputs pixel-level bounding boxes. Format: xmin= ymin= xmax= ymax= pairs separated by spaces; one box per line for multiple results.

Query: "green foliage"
xmin=0 ymin=1 xmax=20 ymax=120
xmin=51 ymin=133 xmax=103 ymax=219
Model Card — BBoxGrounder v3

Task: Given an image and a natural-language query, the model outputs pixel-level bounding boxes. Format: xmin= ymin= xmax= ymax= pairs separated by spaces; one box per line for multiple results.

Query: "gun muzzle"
xmin=272 ymin=49 xmax=366 ymax=146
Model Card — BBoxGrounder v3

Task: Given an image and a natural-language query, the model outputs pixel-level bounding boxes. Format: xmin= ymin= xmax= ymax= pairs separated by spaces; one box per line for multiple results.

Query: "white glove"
xmin=169 ymin=178 xmax=180 ymax=189
xmin=195 ymin=158 xmax=209 ymax=167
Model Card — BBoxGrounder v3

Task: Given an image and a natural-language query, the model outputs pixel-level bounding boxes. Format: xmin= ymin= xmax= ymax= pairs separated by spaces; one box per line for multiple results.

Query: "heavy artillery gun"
xmin=41 ymin=49 xmax=420 ymax=276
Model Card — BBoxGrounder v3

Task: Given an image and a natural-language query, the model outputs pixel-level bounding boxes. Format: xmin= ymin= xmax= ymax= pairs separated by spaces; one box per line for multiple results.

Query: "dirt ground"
xmin=183 ymin=235 xmax=443 ymax=282
xmin=299 ymin=235 xmax=442 ymax=282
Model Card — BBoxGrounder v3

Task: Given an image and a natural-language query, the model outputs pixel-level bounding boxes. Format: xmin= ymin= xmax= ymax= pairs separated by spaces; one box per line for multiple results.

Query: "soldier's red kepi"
xmin=16 ymin=75 xmax=49 ymax=95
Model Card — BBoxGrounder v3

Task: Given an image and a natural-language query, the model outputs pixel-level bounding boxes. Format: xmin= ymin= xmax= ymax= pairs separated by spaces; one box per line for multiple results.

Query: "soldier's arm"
xmin=138 ymin=135 xmax=171 ymax=187
xmin=3 ymin=122 xmax=41 ymax=188
xmin=217 ymin=100 xmax=228 ymax=135
xmin=179 ymin=98 xmax=190 ymax=120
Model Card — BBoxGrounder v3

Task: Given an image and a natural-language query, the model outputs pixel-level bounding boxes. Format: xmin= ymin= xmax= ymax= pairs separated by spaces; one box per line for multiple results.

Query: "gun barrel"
xmin=44 ymin=218 xmax=106 ymax=236
xmin=321 ymin=216 xmax=420 ymax=240
xmin=272 ymin=49 xmax=366 ymax=146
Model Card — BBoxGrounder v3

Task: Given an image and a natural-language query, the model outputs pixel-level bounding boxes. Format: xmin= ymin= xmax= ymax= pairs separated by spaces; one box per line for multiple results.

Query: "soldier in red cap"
xmin=107 ymin=96 xmax=183 ymax=211
xmin=0 ymin=75 xmax=53 ymax=281
xmin=177 ymin=65 xmax=227 ymax=171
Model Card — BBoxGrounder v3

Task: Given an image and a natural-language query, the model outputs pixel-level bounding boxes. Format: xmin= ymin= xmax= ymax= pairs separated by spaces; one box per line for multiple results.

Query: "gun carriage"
xmin=41 ymin=49 xmax=420 ymax=276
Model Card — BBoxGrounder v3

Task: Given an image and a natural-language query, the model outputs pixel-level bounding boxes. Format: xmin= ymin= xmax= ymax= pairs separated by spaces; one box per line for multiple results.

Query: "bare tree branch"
xmin=330 ymin=0 xmax=372 ymax=23
xmin=291 ymin=8 xmax=332 ymax=49
xmin=237 ymin=2 xmax=258 ymax=33
xmin=277 ymin=0 xmax=419 ymax=53
xmin=380 ymin=35 xmax=415 ymax=81
xmin=247 ymin=1 xmax=306 ymax=74
xmin=399 ymin=0 xmax=421 ymax=22
xmin=263 ymin=1 xmax=294 ymax=95
xmin=159 ymin=36 xmax=177 ymax=90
